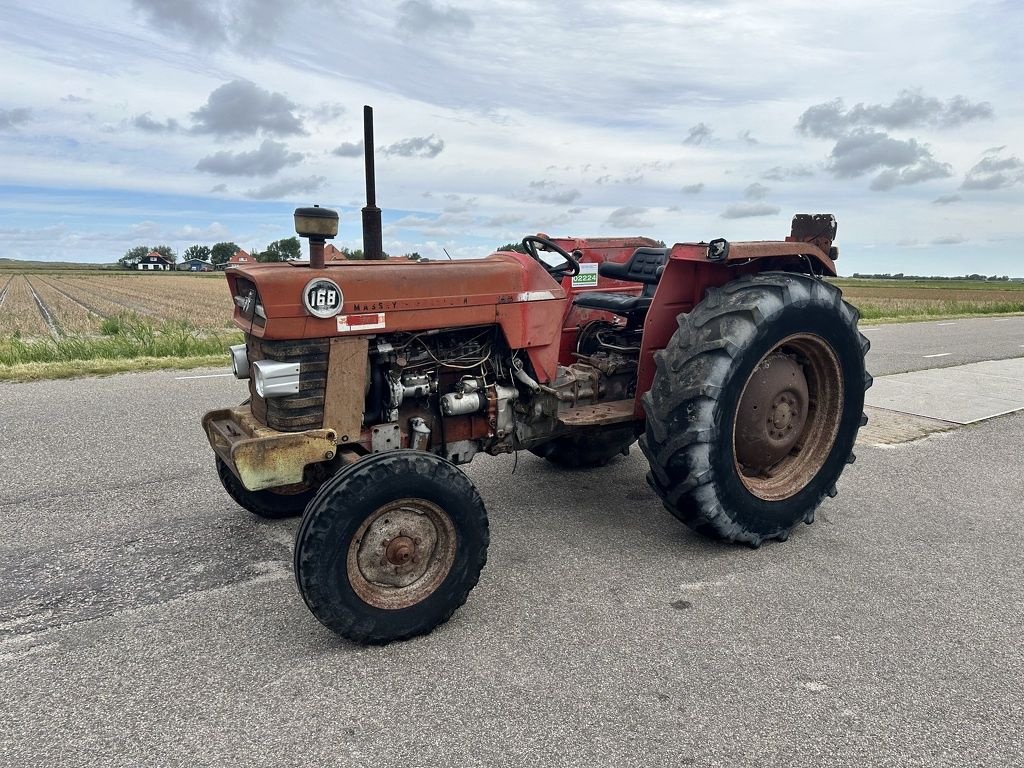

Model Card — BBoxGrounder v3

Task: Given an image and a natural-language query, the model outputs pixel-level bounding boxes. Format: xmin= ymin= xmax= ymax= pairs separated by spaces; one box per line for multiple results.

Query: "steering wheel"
xmin=521 ymin=235 xmax=580 ymax=278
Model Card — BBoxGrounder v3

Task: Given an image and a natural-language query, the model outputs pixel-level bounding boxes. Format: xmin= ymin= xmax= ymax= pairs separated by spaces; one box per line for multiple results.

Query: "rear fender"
xmin=634 ymin=237 xmax=836 ymax=418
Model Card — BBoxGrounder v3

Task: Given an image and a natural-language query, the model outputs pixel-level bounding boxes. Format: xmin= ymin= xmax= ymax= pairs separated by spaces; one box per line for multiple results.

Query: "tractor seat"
xmin=572 ymin=247 xmax=667 ymax=317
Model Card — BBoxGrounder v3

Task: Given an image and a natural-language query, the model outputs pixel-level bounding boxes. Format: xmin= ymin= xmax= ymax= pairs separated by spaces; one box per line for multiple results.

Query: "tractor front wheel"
xmin=215 ymin=457 xmax=317 ymax=519
xmin=293 ymin=450 xmax=489 ymax=644
xmin=640 ymin=272 xmax=871 ymax=546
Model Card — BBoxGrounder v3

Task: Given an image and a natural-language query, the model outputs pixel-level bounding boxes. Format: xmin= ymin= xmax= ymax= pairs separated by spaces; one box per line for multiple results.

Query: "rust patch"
xmin=202 ymin=406 xmax=337 ymax=491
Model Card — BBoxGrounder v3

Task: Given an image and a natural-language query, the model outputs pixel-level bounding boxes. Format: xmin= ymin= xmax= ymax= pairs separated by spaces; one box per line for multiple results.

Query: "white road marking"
xmin=992 ymin=318 xmax=1012 ymax=322
xmin=937 ymin=322 xmax=956 ymax=326
xmin=860 ymin=327 xmax=880 ymax=331
xmin=923 ymin=353 xmax=952 ymax=358
xmin=175 ymin=373 xmax=233 ymax=380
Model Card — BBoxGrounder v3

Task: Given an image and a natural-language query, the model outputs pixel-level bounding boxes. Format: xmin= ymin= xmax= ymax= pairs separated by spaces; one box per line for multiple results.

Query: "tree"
xmin=210 ymin=241 xmax=240 ymax=266
xmin=497 ymin=242 xmax=528 ymax=253
xmin=405 ymin=252 xmax=423 ymax=261
xmin=119 ymin=245 xmax=150 ymax=269
xmin=183 ymin=244 xmax=211 ymax=262
xmin=258 ymin=236 xmax=302 ymax=263
xmin=152 ymin=244 xmax=176 ymax=263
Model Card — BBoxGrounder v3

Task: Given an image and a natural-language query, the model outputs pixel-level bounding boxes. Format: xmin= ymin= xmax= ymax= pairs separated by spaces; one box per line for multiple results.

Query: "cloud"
xmin=606 ymin=207 xmax=651 ymax=228
xmin=744 ymin=182 xmax=770 ymax=200
xmin=535 ymin=189 xmax=581 ymax=205
xmin=210 ymin=183 xmax=228 ymax=193
xmin=332 ymin=140 xmax=364 ymax=157
xmin=132 ymin=0 xmax=303 ymax=46
xmin=961 ymin=150 xmax=1024 ymax=190
xmin=761 ymin=165 xmax=814 ymax=181
xmin=797 ymin=91 xmax=993 ymax=139
xmin=131 ymin=0 xmax=227 ymax=44
xmin=309 ymin=102 xmax=347 ymax=122
xmin=825 ymin=130 xmax=951 ymax=189
xmin=932 ymin=194 xmax=962 ymax=205
xmin=0 ymin=107 xmax=31 ymax=130
xmin=683 ymin=122 xmax=712 ymax=145
xmin=245 ymin=175 xmax=326 ymax=200
xmin=382 ymin=135 xmax=445 ymax=158
xmin=721 ymin=202 xmax=780 ymax=219
xmin=396 ymin=1 xmax=473 ymax=36
xmin=870 ymin=157 xmax=952 ymax=190
xmin=191 ymin=80 xmax=305 ymax=138
xmin=681 ymin=183 xmax=704 ymax=194
xmin=196 ymin=140 xmax=303 ymax=176
xmin=930 ymin=234 xmax=966 ymax=245
xmin=132 ymin=113 xmax=180 ymax=133
xmin=739 ymin=129 xmax=758 ymax=145
xmin=61 ymin=94 xmax=90 ymax=104
xmin=529 ymin=179 xmax=556 ymax=188
xmin=482 ymin=214 xmax=524 ymax=228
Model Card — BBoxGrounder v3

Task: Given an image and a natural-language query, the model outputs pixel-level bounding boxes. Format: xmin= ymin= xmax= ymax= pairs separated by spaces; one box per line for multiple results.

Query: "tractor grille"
xmin=247 ymin=337 xmax=329 ymax=432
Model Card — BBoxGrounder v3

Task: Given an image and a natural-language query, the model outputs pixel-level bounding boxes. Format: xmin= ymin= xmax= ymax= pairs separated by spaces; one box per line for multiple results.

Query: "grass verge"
xmin=0 ymin=354 xmax=231 ymax=382
xmin=0 ymin=313 xmax=241 ymax=382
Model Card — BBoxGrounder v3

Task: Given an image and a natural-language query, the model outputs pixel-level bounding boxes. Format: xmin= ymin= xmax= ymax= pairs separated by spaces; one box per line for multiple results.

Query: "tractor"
xmin=202 ymin=107 xmax=871 ymax=644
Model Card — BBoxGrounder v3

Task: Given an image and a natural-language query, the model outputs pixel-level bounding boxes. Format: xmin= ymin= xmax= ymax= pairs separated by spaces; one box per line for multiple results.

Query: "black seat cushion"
xmin=598 ymin=247 xmax=666 ymax=284
xmin=571 ymin=247 xmax=666 ymax=317
xmin=572 ymin=292 xmax=652 ymax=314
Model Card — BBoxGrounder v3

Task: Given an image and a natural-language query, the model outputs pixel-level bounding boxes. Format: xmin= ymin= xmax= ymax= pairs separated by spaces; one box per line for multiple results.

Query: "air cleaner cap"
xmin=294 ymin=205 xmax=339 ymax=239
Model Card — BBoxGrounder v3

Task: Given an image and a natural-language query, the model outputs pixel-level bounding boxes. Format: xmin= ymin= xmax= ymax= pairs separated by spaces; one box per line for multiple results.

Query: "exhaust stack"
xmin=362 ymin=105 xmax=385 ymax=260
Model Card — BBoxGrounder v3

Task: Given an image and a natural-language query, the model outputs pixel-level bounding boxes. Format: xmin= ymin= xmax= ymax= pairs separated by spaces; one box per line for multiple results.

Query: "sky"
xmin=0 ymin=0 xmax=1022 ymax=276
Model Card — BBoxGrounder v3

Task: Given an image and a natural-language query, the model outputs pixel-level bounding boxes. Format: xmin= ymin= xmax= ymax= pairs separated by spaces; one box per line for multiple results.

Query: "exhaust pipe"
xmin=362 ymin=105 xmax=385 ymax=260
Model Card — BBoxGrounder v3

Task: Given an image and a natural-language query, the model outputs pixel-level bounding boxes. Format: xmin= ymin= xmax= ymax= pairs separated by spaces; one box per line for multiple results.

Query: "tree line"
xmin=118 ymin=237 xmax=303 ymax=268
xmin=850 ymin=273 xmax=1018 ymax=281
xmin=119 ymin=239 xmax=427 ymax=268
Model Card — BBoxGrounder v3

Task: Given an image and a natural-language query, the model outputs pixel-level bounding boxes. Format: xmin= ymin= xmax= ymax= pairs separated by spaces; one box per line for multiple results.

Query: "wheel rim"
xmin=732 ymin=333 xmax=844 ymax=501
xmin=346 ymin=499 xmax=457 ymax=610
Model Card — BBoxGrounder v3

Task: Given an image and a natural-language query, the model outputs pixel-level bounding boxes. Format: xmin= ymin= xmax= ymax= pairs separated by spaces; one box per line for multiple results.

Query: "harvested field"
xmin=832 ymin=278 xmax=1024 ymax=321
xmin=0 ymin=272 xmax=239 ymax=377
xmin=0 ymin=273 xmax=235 ymax=339
xmin=0 ymin=275 xmax=52 ymax=338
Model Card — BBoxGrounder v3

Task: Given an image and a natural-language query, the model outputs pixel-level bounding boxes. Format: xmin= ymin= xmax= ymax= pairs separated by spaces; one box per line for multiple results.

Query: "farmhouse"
xmin=137 ymin=252 xmax=172 ymax=271
xmin=178 ymin=258 xmax=213 ymax=272
xmin=228 ymin=249 xmax=254 ymax=266
xmin=325 ymin=244 xmax=348 ymax=261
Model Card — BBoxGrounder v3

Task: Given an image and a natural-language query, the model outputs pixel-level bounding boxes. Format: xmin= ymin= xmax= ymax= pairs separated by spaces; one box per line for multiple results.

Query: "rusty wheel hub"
xmin=347 ymin=500 xmax=456 ymax=610
xmin=735 ymin=354 xmax=809 ymax=469
xmin=733 ymin=334 xmax=843 ymax=501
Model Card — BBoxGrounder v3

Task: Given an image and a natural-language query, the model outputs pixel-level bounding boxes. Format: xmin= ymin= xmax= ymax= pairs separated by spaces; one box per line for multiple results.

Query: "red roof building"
xmin=228 ymin=249 xmax=253 ymax=265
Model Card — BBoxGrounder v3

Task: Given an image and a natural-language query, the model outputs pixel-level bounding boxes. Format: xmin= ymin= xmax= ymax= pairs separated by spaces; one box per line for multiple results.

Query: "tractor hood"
xmin=224 ymin=252 xmax=567 ymax=342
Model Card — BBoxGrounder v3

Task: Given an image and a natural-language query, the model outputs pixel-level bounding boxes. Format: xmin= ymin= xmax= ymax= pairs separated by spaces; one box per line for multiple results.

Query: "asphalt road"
xmin=862 ymin=315 xmax=1024 ymax=376
xmin=1 ymin=319 xmax=1022 ymax=768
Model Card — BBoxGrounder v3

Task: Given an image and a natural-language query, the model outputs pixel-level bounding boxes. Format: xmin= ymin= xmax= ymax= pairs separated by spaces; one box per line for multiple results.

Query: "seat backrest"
xmin=598 ymin=247 xmax=667 ymax=285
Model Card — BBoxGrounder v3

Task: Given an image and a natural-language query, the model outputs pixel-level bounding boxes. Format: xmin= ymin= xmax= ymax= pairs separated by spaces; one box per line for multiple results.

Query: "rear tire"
xmin=530 ymin=426 xmax=637 ymax=468
xmin=640 ymin=272 xmax=871 ymax=546
xmin=294 ymin=450 xmax=489 ymax=644
xmin=216 ymin=457 xmax=316 ymax=519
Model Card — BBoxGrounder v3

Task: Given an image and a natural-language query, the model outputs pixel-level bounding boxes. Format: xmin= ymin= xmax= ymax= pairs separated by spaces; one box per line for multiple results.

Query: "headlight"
xmin=229 ymin=344 xmax=250 ymax=379
xmin=252 ymin=359 xmax=301 ymax=398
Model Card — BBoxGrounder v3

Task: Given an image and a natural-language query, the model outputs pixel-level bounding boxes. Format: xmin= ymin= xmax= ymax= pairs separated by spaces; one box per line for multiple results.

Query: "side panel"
xmin=322 ymin=336 xmax=369 ymax=442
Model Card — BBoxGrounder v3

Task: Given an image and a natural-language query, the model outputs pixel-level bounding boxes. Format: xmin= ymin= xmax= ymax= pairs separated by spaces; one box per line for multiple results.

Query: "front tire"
xmin=294 ymin=450 xmax=489 ymax=644
xmin=216 ymin=457 xmax=317 ymax=519
xmin=640 ymin=272 xmax=871 ymax=546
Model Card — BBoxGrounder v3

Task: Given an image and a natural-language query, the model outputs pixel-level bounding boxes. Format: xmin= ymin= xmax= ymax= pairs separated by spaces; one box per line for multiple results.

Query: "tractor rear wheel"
xmin=294 ymin=450 xmax=489 ymax=644
xmin=640 ymin=272 xmax=871 ymax=546
xmin=530 ymin=425 xmax=637 ymax=468
xmin=215 ymin=457 xmax=317 ymax=519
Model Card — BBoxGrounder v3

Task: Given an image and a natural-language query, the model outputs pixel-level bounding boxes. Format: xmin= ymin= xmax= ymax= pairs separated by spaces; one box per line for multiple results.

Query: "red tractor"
xmin=203 ymin=108 xmax=870 ymax=644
